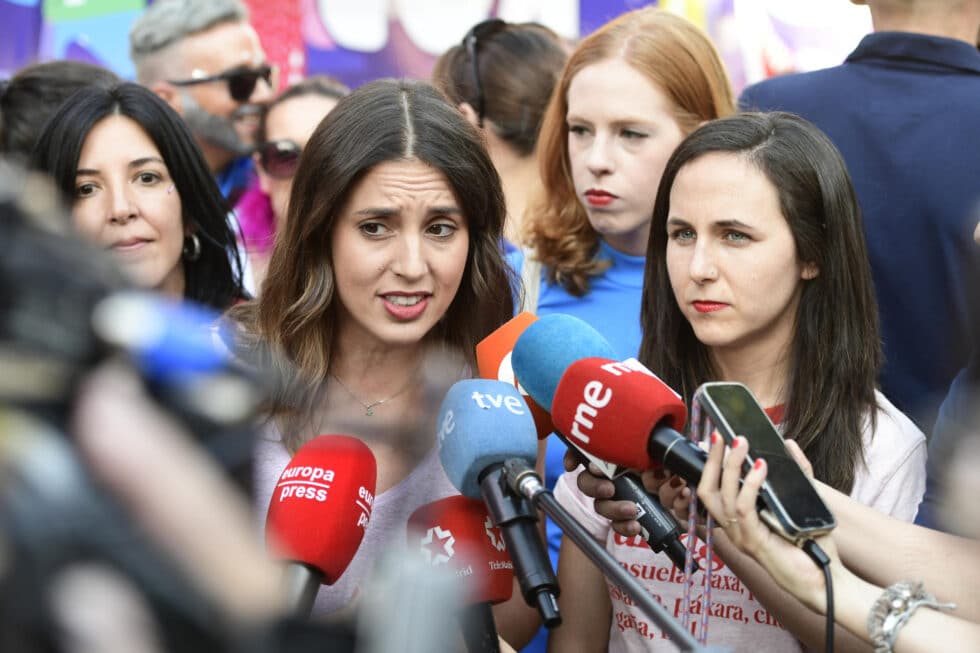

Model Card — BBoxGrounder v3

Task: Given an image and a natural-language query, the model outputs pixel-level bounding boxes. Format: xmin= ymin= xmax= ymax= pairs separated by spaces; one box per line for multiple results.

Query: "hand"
xmin=695 ymin=433 xmax=839 ymax=613
xmin=562 ymin=448 xmax=642 ymax=537
xmin=73 ymin=362 xmax=286 ymax=622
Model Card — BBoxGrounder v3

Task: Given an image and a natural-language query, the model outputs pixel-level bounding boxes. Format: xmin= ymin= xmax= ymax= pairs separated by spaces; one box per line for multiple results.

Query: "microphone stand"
xmin=501 ymin=459 xmax=728 ymax=653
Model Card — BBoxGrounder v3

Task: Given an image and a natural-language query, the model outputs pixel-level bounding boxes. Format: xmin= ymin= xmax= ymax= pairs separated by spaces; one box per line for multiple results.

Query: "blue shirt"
xmin=508 ymin=240 xmax=645 ymax=652
xmin=740 ymin=32 xmax=980 ymax=434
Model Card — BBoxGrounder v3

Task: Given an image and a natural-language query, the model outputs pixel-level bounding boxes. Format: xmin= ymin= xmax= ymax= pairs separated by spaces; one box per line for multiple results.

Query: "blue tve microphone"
xmin=437 ymin=379 xmax=561 ymax=628
xmin=511 ymin=314 xmax=616 ymax=413
xmin=511 ymin=314 xmax=694 ymax=571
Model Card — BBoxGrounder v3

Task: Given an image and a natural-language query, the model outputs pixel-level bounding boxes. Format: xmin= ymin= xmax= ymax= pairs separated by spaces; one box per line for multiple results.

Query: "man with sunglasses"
xmin=130 ymin=0 xmax=275 ymax=202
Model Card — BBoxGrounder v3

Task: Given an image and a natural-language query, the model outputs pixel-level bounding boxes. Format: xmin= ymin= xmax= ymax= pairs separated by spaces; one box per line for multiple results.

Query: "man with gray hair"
xmin=130 ymin=0 xmax=275 ymax=200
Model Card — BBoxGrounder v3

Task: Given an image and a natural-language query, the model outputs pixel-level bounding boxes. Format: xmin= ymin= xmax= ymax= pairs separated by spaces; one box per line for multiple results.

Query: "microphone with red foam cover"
xmin=475 ymin=312 xmax=554 ymax=439
xmin=408 ymin=495 xmax=514 ymax=652
xmin=408 ymin=495 xmax=513 ymax=605
xmin=511 ymin=315 xmax=695 ymax=570
xmin=552 ymin=357 xmax=708 ymax=485
xmin=265 ymin=434 xmax=377 ymax=615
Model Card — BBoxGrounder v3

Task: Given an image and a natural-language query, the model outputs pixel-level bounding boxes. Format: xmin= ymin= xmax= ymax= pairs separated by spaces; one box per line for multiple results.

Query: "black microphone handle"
xmin=561 ymin=434 xmax=695 ymax=573
xmin=612 ymin=473 xmax=693 ymax=572
xmin=460 ymin=602 xmax=500 ymax=653
xmin=648 ymin=426 xmax=708 ymax=487
xmin=479 ymin=465 xmax=561 ymax=629
xmin=282 ymin=562 xmax=322 ymax=617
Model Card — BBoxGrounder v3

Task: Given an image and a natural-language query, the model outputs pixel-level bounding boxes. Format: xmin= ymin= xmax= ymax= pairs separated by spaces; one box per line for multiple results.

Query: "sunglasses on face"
xmin=462 ymin=18 xmax=507 ymax=128
xmin=257 ymin=139 xmax=302 ymax=179
xmin=169 ymin=64 xmax=276 ymax=103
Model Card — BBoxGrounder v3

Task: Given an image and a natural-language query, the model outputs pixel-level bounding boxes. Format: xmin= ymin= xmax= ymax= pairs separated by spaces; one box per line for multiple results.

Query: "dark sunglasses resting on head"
xmin=463 ymin=18 xmax=507 ymax=128
xmin=257 ymin=139 xmax=302 ymax=179
xmin=169 ymin=64 xmax=277 ymax=103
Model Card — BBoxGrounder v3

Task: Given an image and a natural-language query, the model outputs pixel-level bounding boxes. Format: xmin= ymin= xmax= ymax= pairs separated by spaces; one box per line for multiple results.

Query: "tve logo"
xmin=469 ymin=389 xmax=527 ymax=415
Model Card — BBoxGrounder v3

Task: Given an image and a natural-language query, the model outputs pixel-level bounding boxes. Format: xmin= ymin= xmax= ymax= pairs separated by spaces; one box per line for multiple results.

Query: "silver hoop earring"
xmin=183 ymin=233 xmax=202 ymax=262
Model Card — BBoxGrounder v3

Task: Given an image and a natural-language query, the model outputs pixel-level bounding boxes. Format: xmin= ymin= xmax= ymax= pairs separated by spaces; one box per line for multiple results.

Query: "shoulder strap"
xmin=518 ymin=248 xmax=542 ymax=314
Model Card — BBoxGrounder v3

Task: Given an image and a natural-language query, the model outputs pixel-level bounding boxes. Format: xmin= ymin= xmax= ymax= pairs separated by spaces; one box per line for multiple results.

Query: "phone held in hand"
xmin=693 ymin=382 xmax=836 ymax=544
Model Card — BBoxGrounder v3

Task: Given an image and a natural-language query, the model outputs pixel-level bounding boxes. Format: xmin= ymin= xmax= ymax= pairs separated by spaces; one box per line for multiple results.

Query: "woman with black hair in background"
xmin=32 ymin=82 xmax=246 ymax=310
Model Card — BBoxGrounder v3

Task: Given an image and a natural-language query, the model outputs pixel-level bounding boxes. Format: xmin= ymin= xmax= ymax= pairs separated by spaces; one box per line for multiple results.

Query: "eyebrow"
xmin=566 ymin=114 xmax=654 ymax=128
xmin=353 ymin=206 xmax=464 ymax=218
xmin=666 ymin=217 xmax=756 ymax=230
xmin=75 ymin=157 xmax=166 ymax=176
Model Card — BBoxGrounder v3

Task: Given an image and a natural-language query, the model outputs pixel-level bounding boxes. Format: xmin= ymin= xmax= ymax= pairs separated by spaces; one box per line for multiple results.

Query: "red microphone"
xmin=552 ymin=357 xmax=698 ymax=474
xmin=408 ymin=495 xmax=513 ymax=653
xmin=266 ymin=434 xmax=377 ymax=615
xmin=475 ymin=312 xmax=554 ymax=439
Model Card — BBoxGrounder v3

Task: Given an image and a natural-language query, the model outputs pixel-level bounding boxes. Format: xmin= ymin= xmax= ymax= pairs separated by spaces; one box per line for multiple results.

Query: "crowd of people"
xmin=0 ymin=0 xmax=978 ymax=651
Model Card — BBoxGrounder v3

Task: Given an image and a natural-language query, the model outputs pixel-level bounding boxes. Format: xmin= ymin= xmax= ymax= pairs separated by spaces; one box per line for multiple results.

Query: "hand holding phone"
xmin=693 ymin=382 xmax=836 ymax=544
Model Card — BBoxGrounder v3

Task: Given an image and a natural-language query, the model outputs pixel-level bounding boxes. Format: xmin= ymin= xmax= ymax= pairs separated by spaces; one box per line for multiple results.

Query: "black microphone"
xmin=438 ymin=379 xmax=561 ymax=628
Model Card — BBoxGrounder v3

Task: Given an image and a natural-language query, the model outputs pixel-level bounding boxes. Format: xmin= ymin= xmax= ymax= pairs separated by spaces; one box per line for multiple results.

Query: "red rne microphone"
xmin=407 ymin=495 xmax=513 ymax=605
xmin=266 ymin=434 xmax=377 ymax=615
xmin=475 ymin=312 xmax=554 ymax=439
xmin=552 ymin=358 xmax=688 ymax=471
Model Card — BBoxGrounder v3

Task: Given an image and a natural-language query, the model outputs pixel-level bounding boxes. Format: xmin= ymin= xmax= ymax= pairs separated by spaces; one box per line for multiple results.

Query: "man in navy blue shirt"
xmin=739 ymin=0 xmax=980 ymax=438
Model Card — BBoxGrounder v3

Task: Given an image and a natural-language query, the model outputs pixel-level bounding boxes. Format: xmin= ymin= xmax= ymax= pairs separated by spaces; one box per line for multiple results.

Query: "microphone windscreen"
xmin=511 ymin=313 xmax=617 ymax=412
xmin=408 ymin=495 xmax=514 ymax=605
xmin=438 ymin=379 xmax=538 ymax=499
xmin=475 ymin=312 xmax=554 ymax=438
xmin=266 ymin=435 xmax=376 ymax=584
xmin=552 ymin=358 xmax=688 ymax=470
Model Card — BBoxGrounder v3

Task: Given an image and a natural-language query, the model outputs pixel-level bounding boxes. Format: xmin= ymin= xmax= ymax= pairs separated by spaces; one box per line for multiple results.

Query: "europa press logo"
xmin=484 ymin=515 xmax=506 ymax=552
xmin=420 ymin=524 xmax=455 ymax=565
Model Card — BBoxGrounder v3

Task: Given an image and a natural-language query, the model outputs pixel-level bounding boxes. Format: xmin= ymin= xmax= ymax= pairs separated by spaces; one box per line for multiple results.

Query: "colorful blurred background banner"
xmin=0 ymin=0 xmax=871 ymax=93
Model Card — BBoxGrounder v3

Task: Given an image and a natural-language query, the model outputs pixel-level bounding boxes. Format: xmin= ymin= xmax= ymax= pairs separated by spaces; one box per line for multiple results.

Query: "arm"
xmin=571 ymin=441 xmax=872 ymax=651
xmin=700 ymin=435 xmax=980 ymax=652
xmin=817 ymin=479 xmax=980 ymax=620
xmin=547 ymin=535 xmax=611 ymax=653
xmin=492 ymin=578 xmax=543 ymax=650
xmin=831 ymin=566 xmax=980 ymax=653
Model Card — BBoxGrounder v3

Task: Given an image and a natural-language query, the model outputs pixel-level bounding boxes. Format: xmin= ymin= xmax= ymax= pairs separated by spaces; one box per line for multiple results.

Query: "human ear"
xmin=457 ymin=102 xmax=480 ymax=128
xmin=151 ymin=81 xmax=182 ymax=115
xmin=801 ymin=262 xmax=819 ymax=280
xmin=254 ymin=153 xmax=271 ymax=195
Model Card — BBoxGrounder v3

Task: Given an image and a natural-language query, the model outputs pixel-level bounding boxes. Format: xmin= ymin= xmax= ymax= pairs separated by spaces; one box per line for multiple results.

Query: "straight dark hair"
xmin=640 ymin=112 xmax=881 ymax=493
xmin=230 ymin=79 xmax=514 ymax=450
xmin=31 ymin=82 xmax=245 ymax=310
xmin=0 ymin=60 xmax=119 ymax=160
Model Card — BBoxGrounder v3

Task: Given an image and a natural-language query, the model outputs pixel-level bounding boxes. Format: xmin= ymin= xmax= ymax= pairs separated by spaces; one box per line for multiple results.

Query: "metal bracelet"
xmin=867 ymin=581 xmax=956 ymax=652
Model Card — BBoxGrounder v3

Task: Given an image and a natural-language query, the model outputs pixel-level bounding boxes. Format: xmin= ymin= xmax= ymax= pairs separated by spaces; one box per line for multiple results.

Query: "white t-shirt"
xmin=554 ymin=390 xmax=927 ymax=652
xmin=253 ymin=429 xmax=459 ymax=616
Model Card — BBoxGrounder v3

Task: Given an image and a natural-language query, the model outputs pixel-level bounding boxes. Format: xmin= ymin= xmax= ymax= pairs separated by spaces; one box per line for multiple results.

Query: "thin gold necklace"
xmin=329 ymin=372 xmax=414 ymax=416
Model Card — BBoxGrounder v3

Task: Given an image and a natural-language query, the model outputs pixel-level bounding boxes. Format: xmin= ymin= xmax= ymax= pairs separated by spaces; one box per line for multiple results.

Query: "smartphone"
xmin=693 ymin=382 xmax=836 ymax=544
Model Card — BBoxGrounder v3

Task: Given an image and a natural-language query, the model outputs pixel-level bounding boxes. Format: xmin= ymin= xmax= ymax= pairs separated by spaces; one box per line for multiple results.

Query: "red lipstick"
xmin=693 ymin=301 xmax=728 ymax=313
xmin=584 ymin=189 xmax=617 ymax=208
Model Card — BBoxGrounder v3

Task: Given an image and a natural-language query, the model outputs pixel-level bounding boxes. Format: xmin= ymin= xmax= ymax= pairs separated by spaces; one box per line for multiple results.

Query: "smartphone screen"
xmin=695 ymin=382 xmax=835 ymax=538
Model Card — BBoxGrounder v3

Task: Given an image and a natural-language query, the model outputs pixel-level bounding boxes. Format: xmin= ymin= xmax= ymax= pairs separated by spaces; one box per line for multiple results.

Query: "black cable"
xmin=802 ymin=539 xmax=833 ymax=653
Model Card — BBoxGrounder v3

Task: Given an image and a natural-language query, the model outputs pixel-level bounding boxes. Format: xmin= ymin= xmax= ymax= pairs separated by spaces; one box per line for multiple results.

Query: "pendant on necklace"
xmin=366 ymin=406 xmax=374 ymax=416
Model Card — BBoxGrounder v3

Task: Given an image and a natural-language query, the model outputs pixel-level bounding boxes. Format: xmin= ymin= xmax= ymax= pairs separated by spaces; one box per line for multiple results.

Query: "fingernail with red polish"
xmin=754 ymin=459 xmax=764 ymax=470
xmin=710 ymin=432 xmax=720 ymax=445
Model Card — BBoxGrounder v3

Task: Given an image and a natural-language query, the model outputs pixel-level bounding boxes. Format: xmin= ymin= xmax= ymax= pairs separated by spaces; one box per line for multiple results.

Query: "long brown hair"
xmin=524 ymin=7 xmax=734 ymax=296
xmin=640 ymin=112 xmax=881 ymax=493
xmin=432 ymin=20 xmax=567 ymax=157
xmin=229 ymin=79 xmax=514 ymax=449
